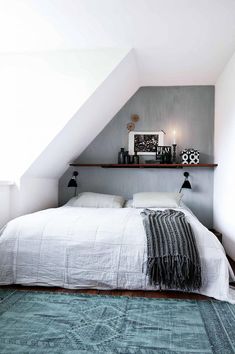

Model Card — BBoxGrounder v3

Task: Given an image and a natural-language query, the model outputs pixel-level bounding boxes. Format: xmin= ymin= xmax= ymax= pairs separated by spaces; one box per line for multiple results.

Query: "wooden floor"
xmin=0 ymin=284 xmax=208 ymax=300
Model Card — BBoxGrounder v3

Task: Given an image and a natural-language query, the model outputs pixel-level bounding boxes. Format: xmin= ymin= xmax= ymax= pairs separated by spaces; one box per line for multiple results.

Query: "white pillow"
xmin=133 ymin=192 xmax=183 ymax=208
xmin=66 ymin=192 xmax=125 ymax=208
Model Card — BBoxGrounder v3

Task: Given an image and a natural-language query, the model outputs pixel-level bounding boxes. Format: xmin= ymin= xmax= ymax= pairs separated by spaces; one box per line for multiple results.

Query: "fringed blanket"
xmin=141 ymin=209 xmax=201 ymax=291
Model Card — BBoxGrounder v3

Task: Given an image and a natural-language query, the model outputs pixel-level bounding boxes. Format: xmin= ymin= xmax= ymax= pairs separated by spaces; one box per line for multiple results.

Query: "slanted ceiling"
xmin=25 ymin=49 xmax=139 ymax=179
xmin=0 ymin=48 xmax=138 ymax=181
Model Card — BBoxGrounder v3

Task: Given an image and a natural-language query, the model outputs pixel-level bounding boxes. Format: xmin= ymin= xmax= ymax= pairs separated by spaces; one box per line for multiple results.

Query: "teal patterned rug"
xmin=0 ymin=290 xmax=234 ymax=353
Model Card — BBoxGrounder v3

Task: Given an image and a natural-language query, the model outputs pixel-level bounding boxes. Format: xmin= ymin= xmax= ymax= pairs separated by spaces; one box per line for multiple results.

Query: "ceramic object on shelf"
xmin=118 ymin=148 xmax=125 ymax=164
xmin=124 ymin=151 xmax=130 ymax=164
xmin=129 ymin=155 xmax=134 ymax=164
xmin=181 ymin=148 xmax=200 ymax=164
xmin=133 ymin=151 xmax=140 ymax=164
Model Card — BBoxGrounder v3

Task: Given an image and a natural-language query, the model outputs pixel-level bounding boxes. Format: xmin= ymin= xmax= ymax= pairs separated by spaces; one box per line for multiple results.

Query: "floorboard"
xmin=0 ymin=285 xmax=208 ymax=300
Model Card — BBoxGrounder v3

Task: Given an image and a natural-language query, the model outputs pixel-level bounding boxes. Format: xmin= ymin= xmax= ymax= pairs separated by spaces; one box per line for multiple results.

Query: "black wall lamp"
xmin=68 ymin=171 xmax=79 ymax=196
xmin=179 ymin=172 xmax=192 ymax=193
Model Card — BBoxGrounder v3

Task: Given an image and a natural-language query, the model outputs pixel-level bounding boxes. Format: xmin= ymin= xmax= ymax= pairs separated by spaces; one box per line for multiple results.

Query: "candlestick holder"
xmin=172 ymin=144 xmax=177 ymax=163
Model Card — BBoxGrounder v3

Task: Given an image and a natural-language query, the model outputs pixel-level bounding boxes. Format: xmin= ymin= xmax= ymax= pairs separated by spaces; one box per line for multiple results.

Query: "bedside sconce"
xmin=179 ymin=172 xmax=192 ymax=193
xmin=68 ymin=171 xmax=79 ymax=196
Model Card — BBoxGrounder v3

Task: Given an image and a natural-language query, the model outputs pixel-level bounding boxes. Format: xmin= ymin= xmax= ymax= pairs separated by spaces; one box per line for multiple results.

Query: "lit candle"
xmin=173 ymin=130 xmax=176 ymax=144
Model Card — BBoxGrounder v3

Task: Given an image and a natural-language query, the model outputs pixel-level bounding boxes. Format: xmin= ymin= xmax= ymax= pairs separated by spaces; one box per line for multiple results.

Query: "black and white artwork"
xmin=129 ymin=131 xmax=164 ymax=155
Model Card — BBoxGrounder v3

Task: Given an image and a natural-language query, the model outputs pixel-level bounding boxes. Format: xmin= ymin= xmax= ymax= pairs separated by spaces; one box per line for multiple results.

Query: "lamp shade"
xmin=67 ymin=171 xmax=78 ymax=188
xmin=179 ymin=171 xmax=192 ymax=192
xmin=181 ymin=179 xmax=191 ymax=189
xmin=68 ymin=178 xmax=78 ymax=188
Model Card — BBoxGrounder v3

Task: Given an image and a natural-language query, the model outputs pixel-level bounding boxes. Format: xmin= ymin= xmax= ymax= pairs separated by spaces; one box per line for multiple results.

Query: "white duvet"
xmin=0 ymin=205 xmax=234 ymax=303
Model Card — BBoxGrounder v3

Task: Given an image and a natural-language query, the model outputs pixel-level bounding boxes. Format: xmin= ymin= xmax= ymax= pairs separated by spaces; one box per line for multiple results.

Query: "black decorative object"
xmin=181 ymin=149 xmax=200 ymax=164
xmin=68 ymin=171 xmax=78 ymax=196
xmin=179 ymin=172 xmax=192 ymax=192
xmin=124 ymin=151 xmax=130 ymax=164
xmin=118 ymin=148 xmax=125 ymax=164
xmin=145 ymin=159 xmax=158 ymax=164
xmin=172 ymin=144 xmax=177 ymax=163
xmin=133 ymin=151 xmax=140 ymax=164
xmin=129 ymin=155 xmax=134 ymax=164
xmin=156 ymin=146 xmax=172 ymax=164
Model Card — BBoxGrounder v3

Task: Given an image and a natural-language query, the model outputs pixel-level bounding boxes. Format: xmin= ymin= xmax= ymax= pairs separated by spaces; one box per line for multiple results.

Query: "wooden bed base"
xmin=0 ymin=285 xmax=208 ymax=300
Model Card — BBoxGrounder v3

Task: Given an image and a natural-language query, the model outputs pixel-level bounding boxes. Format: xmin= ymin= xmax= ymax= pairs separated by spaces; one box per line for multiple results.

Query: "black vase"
xmin=129 ymin=155 xmax=134 ymax=164
xmin=133 ymin=152 xmax=140 ymax=164
xmin=118 ymin=148 xmax=125 ymax=164
xmin=124 ymin=151 xmax=130 ymax=164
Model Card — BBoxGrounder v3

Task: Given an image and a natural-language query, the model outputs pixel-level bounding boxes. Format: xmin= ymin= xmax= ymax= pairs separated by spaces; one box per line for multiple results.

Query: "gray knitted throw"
xmin=141 ymin=209 xmax=201 ymax=291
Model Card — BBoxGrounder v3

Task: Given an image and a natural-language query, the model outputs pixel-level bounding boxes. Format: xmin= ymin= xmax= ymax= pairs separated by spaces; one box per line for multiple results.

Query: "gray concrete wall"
xmin=59 ymin=86 xmax=215 ymax=227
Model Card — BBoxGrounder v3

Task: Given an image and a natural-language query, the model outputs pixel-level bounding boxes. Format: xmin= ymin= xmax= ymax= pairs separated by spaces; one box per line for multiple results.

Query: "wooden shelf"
xmin=70 ymin=163 xmax=218 ymax=168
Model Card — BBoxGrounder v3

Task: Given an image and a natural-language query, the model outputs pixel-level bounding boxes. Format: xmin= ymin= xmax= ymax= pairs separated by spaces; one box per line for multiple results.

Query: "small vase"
xmin=124 ymin=151 xmax=130 ymax=164
xmin=118 ymin=148 xmax=125 ymax=164
xmin=129 ymin=155 xmax=134 ymax=164
xmin=133 ymin=152 xmax=140 ymax=164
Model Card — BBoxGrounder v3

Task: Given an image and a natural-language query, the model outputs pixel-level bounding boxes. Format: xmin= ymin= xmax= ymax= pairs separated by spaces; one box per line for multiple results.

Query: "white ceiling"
xmin=1 ymin=0 xmax=235 ymax=85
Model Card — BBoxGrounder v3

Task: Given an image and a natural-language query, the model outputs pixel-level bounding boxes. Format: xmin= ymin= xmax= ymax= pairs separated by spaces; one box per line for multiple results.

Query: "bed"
xmin=0 ymin=202 xmax=234 ymax=303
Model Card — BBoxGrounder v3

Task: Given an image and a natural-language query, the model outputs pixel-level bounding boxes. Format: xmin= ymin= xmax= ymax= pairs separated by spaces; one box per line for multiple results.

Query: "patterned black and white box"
xmin=181 ymin=149 xmax=200 ymax=164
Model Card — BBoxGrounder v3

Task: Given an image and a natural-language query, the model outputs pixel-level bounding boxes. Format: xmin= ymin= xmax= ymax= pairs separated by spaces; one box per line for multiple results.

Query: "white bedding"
xmin=0 ymin=205 xmax=234 ymax=303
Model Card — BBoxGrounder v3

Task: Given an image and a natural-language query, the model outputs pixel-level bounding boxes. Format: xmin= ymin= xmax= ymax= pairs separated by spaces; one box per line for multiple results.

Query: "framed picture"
xmin=128 ymin=131 xmax=164 ymax=155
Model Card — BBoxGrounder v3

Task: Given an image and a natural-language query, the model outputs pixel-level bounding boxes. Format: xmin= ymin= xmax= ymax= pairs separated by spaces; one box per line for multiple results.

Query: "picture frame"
xmin=128 ymin=131 xmax=164 ymax=155
xmin=156 ymin=146 xmax=172 ymax=163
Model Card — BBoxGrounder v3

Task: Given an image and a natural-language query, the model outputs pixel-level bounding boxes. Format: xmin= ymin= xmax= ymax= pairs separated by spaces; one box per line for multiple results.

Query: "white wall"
xmin=0 ymin=183 xmax=12 ymax=228
xmin=10 ymin=178 xmax=58 ymax=218
xmin=214 ymin=50 xmax=235 ymax=260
